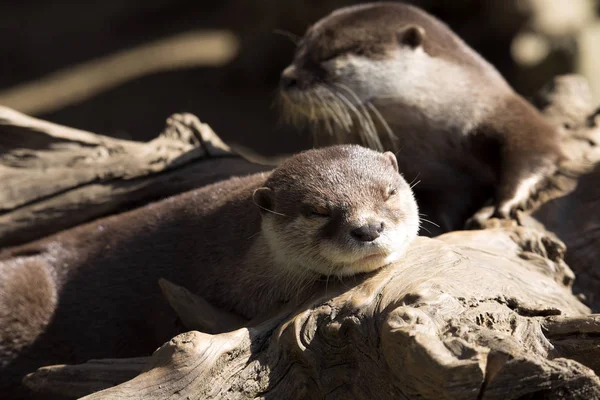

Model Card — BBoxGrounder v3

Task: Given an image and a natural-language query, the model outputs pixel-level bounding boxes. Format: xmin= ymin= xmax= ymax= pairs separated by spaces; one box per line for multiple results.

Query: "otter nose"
xmin=280 ymin=66 xmax=298 ymax=90
xmin=351 ymin=222 xmax=384 ymax=242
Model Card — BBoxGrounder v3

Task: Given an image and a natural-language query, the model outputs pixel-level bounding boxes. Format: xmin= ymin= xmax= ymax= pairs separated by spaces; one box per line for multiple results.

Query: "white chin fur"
xmin=333 ymin=250 xmax=404 ymax=277
xmin=317 ymin=228 xmax=413 ymax=277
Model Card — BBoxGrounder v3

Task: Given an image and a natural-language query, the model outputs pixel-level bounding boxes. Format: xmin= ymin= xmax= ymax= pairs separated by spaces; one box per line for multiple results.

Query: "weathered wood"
xmin=65 ymin=231 xmax=598 ymax=399
xmin=0 ymin=107 xmax=268 ymax=247
xmin=542 ymin=315 xmax=600 ymax=375
xmin=158 ymin=278 xmax=248 ymax=334
xmin=21 ymin=357 xmax=149 ymax=399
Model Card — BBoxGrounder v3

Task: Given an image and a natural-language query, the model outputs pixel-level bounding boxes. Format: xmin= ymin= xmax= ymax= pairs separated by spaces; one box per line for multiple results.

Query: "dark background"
xmin=0 ymin=0 xmax=595 ymax=156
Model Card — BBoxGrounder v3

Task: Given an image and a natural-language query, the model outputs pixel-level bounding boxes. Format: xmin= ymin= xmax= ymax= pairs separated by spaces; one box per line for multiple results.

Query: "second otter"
xmin=279 ymin=2 xmax=565 ymax=234
xmin=0 ymin=145 xmax=419 ymax=398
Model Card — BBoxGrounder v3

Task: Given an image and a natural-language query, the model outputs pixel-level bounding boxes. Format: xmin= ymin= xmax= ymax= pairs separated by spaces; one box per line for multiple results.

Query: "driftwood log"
xmin=0 ymin=107 xmax=269 ymax=247
xmin=4 ymin=74 xmax=600 ymax=399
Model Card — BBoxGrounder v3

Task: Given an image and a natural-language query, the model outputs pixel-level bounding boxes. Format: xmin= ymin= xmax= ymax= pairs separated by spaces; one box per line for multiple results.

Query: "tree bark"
xmin=0 ymin=107 xmax=268 ymax=247
xmin=11 ymin=74 xmax=600 ymax=399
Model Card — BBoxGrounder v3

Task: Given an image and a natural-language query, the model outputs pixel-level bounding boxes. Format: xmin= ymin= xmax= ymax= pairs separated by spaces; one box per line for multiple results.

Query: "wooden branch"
xmin=0 ymin=30 xmax=239 ymax=116
xmin=21 ymin=357 xmax=149 ymax=399
xmin=543 ymin=315 xmax=600 ymax=375
xmin=0 ymin=107 xmax=268 ymax=247
xmin=158 ymin=278 xmax=248 ymax=334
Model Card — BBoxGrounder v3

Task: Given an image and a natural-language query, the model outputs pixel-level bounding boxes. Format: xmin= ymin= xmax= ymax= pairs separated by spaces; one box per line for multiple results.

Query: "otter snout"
xmin=280 ymin=66 xmax=298 ymax=90
xmin=280 ymin=65 xmax=320 ymax=91
xmin=350 ymin=221 xmax=385 ymax=242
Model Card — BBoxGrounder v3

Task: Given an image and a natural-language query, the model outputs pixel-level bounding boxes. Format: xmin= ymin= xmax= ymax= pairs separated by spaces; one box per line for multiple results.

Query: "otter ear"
xmin=383 ymin=151 xmax=399 ymax=172
xmin=396 ymin=25 xmax=425 ymax=48
xmin=253 ymin=187 xmax=273 ymax=214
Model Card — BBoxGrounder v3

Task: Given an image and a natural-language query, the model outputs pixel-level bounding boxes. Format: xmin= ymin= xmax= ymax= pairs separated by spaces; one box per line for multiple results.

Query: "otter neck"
xmin=225 ymin=234 xmax=322 ymax=319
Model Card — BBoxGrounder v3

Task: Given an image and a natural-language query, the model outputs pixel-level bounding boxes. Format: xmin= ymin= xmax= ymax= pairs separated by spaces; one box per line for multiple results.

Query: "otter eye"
xmin=386 ymin=187 xmax=398 ymax=200
xmin=306 ymin=205 xmax=330 ymax=218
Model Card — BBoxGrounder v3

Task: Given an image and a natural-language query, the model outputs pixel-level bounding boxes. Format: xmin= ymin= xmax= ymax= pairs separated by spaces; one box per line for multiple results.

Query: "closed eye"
xmin=304 ymin=204 xmax=330 ymax=218
xmin=386 ymin=187 xmax=398 ymax=200
xmin=311 ymin=207 xmax=330 ymax=217
xmin=318 ymin=46 xmax=358 ymax=64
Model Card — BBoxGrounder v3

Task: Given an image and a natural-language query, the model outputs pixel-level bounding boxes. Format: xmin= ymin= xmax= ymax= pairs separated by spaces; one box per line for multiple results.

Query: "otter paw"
xmin=465 ymin=205 xmax=519 ymax=230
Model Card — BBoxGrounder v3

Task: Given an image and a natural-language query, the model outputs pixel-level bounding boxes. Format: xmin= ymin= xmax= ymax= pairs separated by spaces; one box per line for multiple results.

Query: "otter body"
xmin=0 ymin=145 xmax=419 ymax=398
xmin=279 ymin=2 xmax=564 ymax=234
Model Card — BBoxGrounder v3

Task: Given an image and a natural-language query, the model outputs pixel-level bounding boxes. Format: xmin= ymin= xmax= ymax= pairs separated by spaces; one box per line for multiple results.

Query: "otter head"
xmin=278 ymin=3 xmax=490 ymax=139
xmin=253 ymin=145 xmax=419 ymax=277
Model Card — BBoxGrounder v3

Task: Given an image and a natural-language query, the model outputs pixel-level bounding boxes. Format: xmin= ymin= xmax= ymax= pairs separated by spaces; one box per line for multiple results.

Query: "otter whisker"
xmin=251 ymin=200 xmax=289 ymax=218
xmin=320 ymin=88 xmax=350 ymax=144
xmin=247 ymin=231 xmax=261 ymax=240
xmin=322 ymin=85 xmax=352 ymax=131
xmin=334 ymin=83 xmax=376 ymax=147
xmin=327 ymin=85 xmax=364 ymax=137
xmin=320 ymin=88 xmax=350 ymax=133
xmin=419 ymin=218 xmax=440 ymax=228
xmin=367 ymin=101 xmax=395 ymax=143
xmin=408 ymin=173 xmax=421 ymax=188
xmin=314 ymin=91 xmax=335 ymax=136
xmin=418 ymin=224 xmax=432 ymax=235
xmin=307 ymin=93 xmax=316 ymax=121
xmin=329 ymin=85 xmax=371 ymax=144
xmin=273 ymin=29 xmax=301 ymax=45
xmin=328 ymin=89 xmax=359 ymax=125
xmin=332 ymin=83 xmax=383 ymax=151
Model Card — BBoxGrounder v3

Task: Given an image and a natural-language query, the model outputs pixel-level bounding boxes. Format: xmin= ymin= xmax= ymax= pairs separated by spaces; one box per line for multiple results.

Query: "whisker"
xmin=251 ymin=196 xmax=289 ymax=217
xmin=314 ymin=92 xmax=337 ymax=137
xmin=321 ymin=86 xmax=353 ymax=144
xmin=408 ymin=173 xmax=421 ymax=187
xmin=273 ymin=29 xmax=300 ymax=45
xmin=318 ymin=91 xmax=345 ymax=133
xmin=419 ymin=225 xmax=432 ymax=235
xmin=332 ymin=83 xmax=383 ymax=151
xmin=420 ymin=218 xmax=440 ymax=228
xmin=410 ymin=180 xmax=421 ymax=190
xmin=247 ymin=231 xmax=261 ymax=240
xmin=327 ymin=85 xmax=361 ymax=130
xmin=367 ymin=101 xmax=395 ymax=143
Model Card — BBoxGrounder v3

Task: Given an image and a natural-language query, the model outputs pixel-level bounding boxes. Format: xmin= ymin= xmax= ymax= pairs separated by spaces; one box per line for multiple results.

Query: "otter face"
xmin=253 ymin=145 xmax=419 ymax=277
xmin=278 ymin=3 xmax=490 ymax=138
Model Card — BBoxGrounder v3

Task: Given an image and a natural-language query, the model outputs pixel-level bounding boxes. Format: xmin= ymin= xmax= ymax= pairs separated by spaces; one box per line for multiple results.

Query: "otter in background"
xmin=0 ymin=145 xmax=419 ymax=399
xmin=278 ymin=2 xmax=564 ymax=235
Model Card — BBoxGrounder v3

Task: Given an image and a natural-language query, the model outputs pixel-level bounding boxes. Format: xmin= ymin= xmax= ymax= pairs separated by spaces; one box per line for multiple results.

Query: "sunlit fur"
xmin=278 ymin=2 xmax=513 ymax=154
xmin=258 ymin=145 xmax=419 ymax=278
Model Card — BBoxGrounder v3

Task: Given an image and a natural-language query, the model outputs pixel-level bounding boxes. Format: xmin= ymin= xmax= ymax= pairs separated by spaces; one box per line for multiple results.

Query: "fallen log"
xmin=25 ymin=229 xmax=600 ymax=399
xmin=0 ymin=108 xmax=269 ymax=247
xmin=11 ymin=74 xmax=600 ymax=399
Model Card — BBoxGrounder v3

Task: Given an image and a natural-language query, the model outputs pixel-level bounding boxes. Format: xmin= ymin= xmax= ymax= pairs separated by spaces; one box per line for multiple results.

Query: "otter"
xmin=278 ymin=2 xmax=564 ymax=235
xmin=0 ymin=145 xmax=419 ymax=399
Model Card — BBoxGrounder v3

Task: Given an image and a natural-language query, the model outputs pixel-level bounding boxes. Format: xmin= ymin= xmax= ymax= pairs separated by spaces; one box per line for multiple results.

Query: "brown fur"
xmin=293 ymin=2 xmax=485 ymax=69
xmin=0 ymin=144 xmax=418 ymax=399
xmin=279 ymin=2 xmax=564 ymax=235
